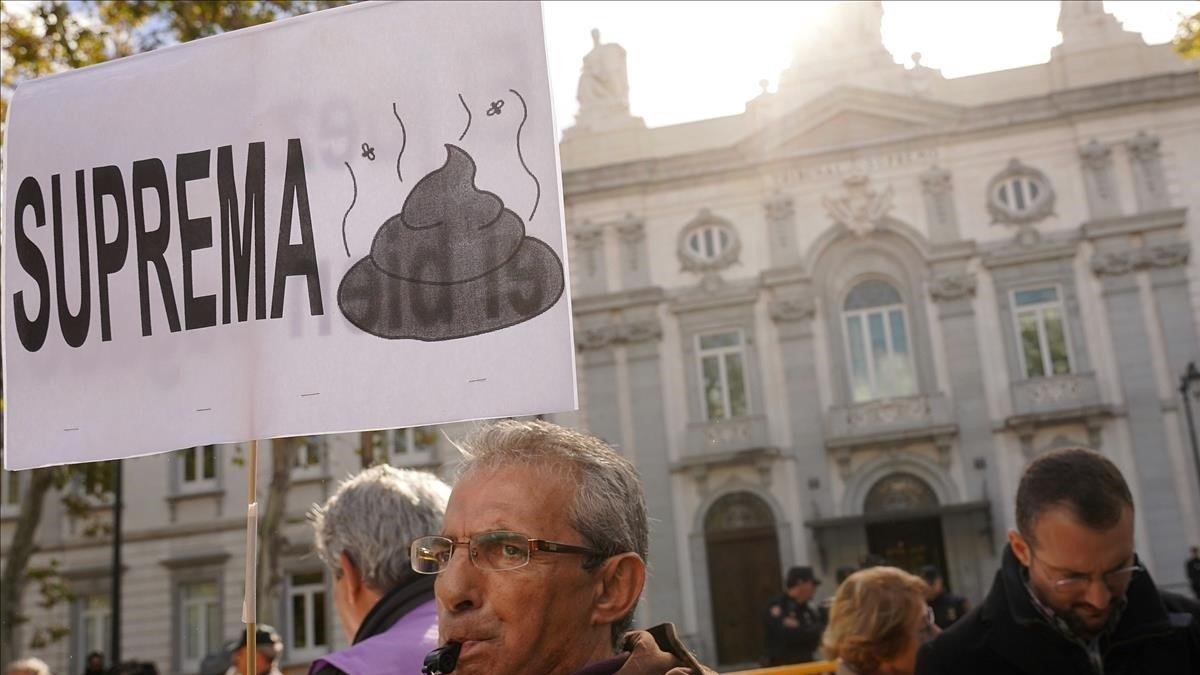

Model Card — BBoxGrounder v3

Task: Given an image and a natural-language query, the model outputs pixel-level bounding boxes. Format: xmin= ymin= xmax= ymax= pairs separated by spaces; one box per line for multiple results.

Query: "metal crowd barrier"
xmin=726 ymin=661 xmax=839 ymax=675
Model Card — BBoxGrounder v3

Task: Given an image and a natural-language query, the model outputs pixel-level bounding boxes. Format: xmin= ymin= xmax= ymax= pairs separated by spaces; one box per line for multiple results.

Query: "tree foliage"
xmin=1174 ymin=11 xmax=1200 ymax=60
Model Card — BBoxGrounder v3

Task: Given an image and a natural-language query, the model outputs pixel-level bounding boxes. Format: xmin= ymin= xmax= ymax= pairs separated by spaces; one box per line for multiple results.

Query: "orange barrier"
xmin=726 ymin=661 xmax=839 ymax=675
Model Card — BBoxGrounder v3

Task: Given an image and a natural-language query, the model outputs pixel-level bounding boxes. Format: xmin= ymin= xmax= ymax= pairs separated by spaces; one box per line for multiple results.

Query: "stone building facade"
xmin=556 ymin=0 xmax=1200 ymax=667
xmin=2 ymin=1 xmax=1199 ymax=672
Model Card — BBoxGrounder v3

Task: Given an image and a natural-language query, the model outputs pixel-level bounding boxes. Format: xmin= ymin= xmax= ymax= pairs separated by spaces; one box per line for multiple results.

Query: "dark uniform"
xmin=762 ymin=594 xmax=824 ymax=665
xmin=927 ymin=589 xmax=969 ymax=629
xmin=1187 ymin=550 xmax=1200 ymax=600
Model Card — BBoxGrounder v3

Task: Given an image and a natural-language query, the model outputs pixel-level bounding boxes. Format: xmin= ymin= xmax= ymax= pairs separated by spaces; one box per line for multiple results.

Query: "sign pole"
xmin=245 ymin=440 xmax=258 ymax=671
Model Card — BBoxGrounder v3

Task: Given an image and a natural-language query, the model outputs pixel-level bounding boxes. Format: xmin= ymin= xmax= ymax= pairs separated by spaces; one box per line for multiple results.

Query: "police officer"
xmin=919 ymin=564 xmax=969 ymax=629
xmin=763 ymin=566 xmax=825 ymax=665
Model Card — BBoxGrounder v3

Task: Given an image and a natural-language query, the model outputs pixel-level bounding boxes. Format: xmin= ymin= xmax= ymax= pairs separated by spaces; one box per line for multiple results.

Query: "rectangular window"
xmin=1 ymin=470 xmax=22 ymax=510
xmin=843 ymin=306 xmax=917 ymax=402
xmin=697 ymin=330 xmax=749 ymax=421
xmin=288 ymin=572 xmax=328 ymax=657
xmin=178 ymin=445 xmax=218 ymax=491
xmin=292 ymin=437 xmax=325 ymax=478
xmin=179 ymin=581 xmax=220 ymax=673
xmin=374 ymin=427 xmax=438 ymax=466
xmin=75 ymin=594 xmax=111 ymax=667
xmin=1013 ymin=286 xmax=1072 ymax=378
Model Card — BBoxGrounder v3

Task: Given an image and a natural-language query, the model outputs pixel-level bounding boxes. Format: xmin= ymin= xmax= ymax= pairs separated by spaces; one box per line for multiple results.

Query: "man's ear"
xmin=340 ymin=551 xmax=364 ymax=595
xmin=1008 ymin=529 xmax=1032 ymax=567
xmin=590 ymin=553 xmax=647 ymax=628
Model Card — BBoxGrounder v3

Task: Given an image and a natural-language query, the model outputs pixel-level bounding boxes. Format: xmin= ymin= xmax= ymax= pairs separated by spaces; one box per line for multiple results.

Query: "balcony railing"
xmin=684 ymin=415 xmax=772 ymax=457
xmin=824 ymin=393 xmax=957 ymax=450
xmin=1009 ymin=372 xmax=1103 ymax=420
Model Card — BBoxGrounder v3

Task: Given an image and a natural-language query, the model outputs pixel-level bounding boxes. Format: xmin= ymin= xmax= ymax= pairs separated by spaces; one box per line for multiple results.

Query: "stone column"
xmin=765 ymin=193 xmax=801 ymax=268
xmin=616 ymin=215 xmax=650 ymax=290
xmin=575 ymin=319 xmax=622 ymax=446
xmin=920 ymin=166 xmax=961 ymax=243
xmin=572 ymin=223 xmax=608 ymax=297
xmin=1091 ymin=245 xmax=1188 ymax=586
xmin=1127 ymin=131 xmax=1169 ymax=213
xmin=769 ymin=288 xmax=834 ymax=518
xmin=928 ymin=269 xmax=1003 ymax=579
xmin=1079 ymin=140 xmax=1121 ymax=219
xmin=618 ymin=310 xmax=685 ymax=627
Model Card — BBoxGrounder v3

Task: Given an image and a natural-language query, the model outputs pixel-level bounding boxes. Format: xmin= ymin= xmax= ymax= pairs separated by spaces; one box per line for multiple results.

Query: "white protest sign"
xmin=2 ymin=1 xmax=576 ymax=470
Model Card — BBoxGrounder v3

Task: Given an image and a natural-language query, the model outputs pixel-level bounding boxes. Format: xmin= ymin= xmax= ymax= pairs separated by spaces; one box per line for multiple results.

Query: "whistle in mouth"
xmin=421 ymin=642 xmax=462 ymax=675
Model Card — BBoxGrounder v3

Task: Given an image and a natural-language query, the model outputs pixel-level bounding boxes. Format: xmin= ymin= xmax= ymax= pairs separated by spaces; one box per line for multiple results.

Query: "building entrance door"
xmin=862 ymin=472 xmax=949 ymax=579
xmin=705 ymin=492 xmax=781 ymax=667
xmin=865 ymin=516 xmax=948 ymax=576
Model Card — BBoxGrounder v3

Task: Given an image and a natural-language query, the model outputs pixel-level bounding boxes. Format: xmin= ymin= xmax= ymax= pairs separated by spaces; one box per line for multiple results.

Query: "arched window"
xmin=842 ymin=280 xmax=916 ymax=402
xmin=863 ymin=472 xmax=939 ymax=514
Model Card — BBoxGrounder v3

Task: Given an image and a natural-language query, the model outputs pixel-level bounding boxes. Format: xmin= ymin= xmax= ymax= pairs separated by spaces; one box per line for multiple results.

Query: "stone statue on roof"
xmin=577 ymin=29 xmax=631 ymax=113
xmin=566 ymin=28 xmax=644 ymax=137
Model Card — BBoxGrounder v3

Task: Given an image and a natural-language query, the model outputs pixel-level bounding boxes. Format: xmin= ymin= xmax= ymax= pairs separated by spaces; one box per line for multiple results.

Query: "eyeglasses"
xmin=1029 ymin=550 xmax=1143 ymax=595
xmin=410 ymin=531 xmax=602 ymax=574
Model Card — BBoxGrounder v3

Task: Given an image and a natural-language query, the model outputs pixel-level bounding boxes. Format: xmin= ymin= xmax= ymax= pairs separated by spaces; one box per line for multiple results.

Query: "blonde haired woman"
xmin=822 ymin=566 xmax=940 ymax=675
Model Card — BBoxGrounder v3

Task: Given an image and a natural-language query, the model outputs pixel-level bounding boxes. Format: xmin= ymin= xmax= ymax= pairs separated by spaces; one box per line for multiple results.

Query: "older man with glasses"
xmin=411 ymin=419 xmax=715 ymax=675
xmin=916 ymin=447 xmax=1200 ymax=675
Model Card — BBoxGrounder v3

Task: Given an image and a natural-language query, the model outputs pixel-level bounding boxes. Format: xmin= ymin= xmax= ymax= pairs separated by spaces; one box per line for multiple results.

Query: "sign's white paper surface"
xmin=3 ymin=1 xmax=576 ymax=470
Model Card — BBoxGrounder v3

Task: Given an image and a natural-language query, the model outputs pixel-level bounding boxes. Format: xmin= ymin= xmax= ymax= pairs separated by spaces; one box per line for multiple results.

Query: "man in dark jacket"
xmin=919 ymin=565 xmax=969 ymax=629
xmin=763 ymin=566 xmax=825 ymax=665
xmin=307 ymin=465 xmax=450 ymax=675
xmin=916 ymin=447 xmax=1200 ymax=675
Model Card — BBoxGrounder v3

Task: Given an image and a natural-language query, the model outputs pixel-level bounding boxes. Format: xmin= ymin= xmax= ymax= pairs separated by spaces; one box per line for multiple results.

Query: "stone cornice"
xmin=575 ymin=318 xmax=663 ymax=351
xmin=573 ymin=286 xmax=666 ymax=315
xmin=980 ymin=234 xmax=1079 ymax=270
xmin=562 ymin=72 xmax=1200 ymax=198
xmin=669 ymin=283 xmax=760 ymax=315
xmin=1082 ymin=207 xmax=1187 ymax=240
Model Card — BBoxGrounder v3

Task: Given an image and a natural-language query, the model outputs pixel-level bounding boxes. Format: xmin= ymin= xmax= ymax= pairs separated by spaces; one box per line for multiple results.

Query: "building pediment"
xmin=740 ymin=87 xmax=964 ymax=158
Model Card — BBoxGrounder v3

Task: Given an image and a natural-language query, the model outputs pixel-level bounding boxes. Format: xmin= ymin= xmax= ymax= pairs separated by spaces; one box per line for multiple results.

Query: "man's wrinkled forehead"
xmin=444 ymin=462 xmax=577 ymax=536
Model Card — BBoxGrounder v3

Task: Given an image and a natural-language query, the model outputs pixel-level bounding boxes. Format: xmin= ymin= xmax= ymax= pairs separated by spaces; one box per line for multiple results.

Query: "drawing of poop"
xmin=338 ymin=144 xmax=564 ymax=341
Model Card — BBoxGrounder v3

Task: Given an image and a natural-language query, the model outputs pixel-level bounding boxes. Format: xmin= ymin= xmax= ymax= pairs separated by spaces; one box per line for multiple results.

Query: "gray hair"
xmin=311 ymin=464 xmax=450 ymax=592
xmin=5 ymin=658 xmax=51 ymax=675
xmin=455 ymin=419 xmax=649 ymax=642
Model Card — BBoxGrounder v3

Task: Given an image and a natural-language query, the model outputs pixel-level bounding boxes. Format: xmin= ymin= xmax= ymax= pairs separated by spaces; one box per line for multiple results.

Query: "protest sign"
xmin=2 ymin=1 xmax=576 ymax=470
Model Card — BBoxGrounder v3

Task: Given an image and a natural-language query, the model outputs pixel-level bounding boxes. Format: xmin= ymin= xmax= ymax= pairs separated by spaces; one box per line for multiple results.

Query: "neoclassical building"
xmin=2 ymin=2 xmax=1199 ymax=672
xmin=556 ymin=0 xmax=1199 ymax=667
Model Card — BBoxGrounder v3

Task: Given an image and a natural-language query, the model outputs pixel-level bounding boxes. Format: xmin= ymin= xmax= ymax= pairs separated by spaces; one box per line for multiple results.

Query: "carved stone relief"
xmin=822 ymin=175 xmax=895 ymax=237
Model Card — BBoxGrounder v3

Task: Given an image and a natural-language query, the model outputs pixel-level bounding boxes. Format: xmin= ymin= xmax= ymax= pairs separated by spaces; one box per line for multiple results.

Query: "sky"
xmin=542 ymin=1 xmax=1199 ymax=133
xmin=4 ymin=1 xmax=1197 ymax=134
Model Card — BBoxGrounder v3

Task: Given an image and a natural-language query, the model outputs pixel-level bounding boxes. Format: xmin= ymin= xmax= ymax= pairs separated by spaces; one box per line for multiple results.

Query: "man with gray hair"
xmin=308 ymin=464 xmax=450 ymax=675
xmin=411 ymin=419 xmax=714 ymax=675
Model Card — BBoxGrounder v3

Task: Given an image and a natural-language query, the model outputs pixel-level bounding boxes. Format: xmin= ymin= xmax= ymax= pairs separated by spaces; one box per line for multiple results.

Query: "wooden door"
xmin=705 ymin=493 xmax=781 ymax=666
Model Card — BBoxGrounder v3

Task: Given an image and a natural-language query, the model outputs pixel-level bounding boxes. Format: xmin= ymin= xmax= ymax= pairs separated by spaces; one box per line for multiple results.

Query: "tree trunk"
xmin=255 ymin=440 xmax=293 ymax=627
xmin=0 ymin=467 xmax=57 ymax=665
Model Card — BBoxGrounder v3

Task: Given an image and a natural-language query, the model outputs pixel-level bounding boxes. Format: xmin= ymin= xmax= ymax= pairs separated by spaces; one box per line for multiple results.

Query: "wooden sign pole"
xmin=245 ymin=440 xmax=259 ymax=671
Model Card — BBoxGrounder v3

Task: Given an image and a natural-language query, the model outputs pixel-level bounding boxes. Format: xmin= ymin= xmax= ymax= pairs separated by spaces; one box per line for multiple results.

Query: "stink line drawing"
xmin=509 ymin=88 xmax=541 ymax=222
xmin=341 ymin=161 xmax=357 ymax=258
xmin=457 ymin=93 xmax=471 ymax=141
xmin=392 ymin=101 xmax=407 ymax=182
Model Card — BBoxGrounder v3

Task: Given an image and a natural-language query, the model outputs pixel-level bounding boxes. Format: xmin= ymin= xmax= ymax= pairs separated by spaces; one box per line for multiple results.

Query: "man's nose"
xmin=1082 ymin=576 xmax=1113 ymax=609
xmin=435 ymin=544 xmax=483 ymax=614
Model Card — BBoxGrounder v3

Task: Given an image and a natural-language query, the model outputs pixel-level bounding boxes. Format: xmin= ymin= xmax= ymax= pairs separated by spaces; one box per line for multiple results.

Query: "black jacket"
xmin=916 ymin=545 xmax=1200 ymax=675
xmin=762 ymin=594 xmax=824 ymax=665
xmin=311 ymin=574 xmax=436 ymax=675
